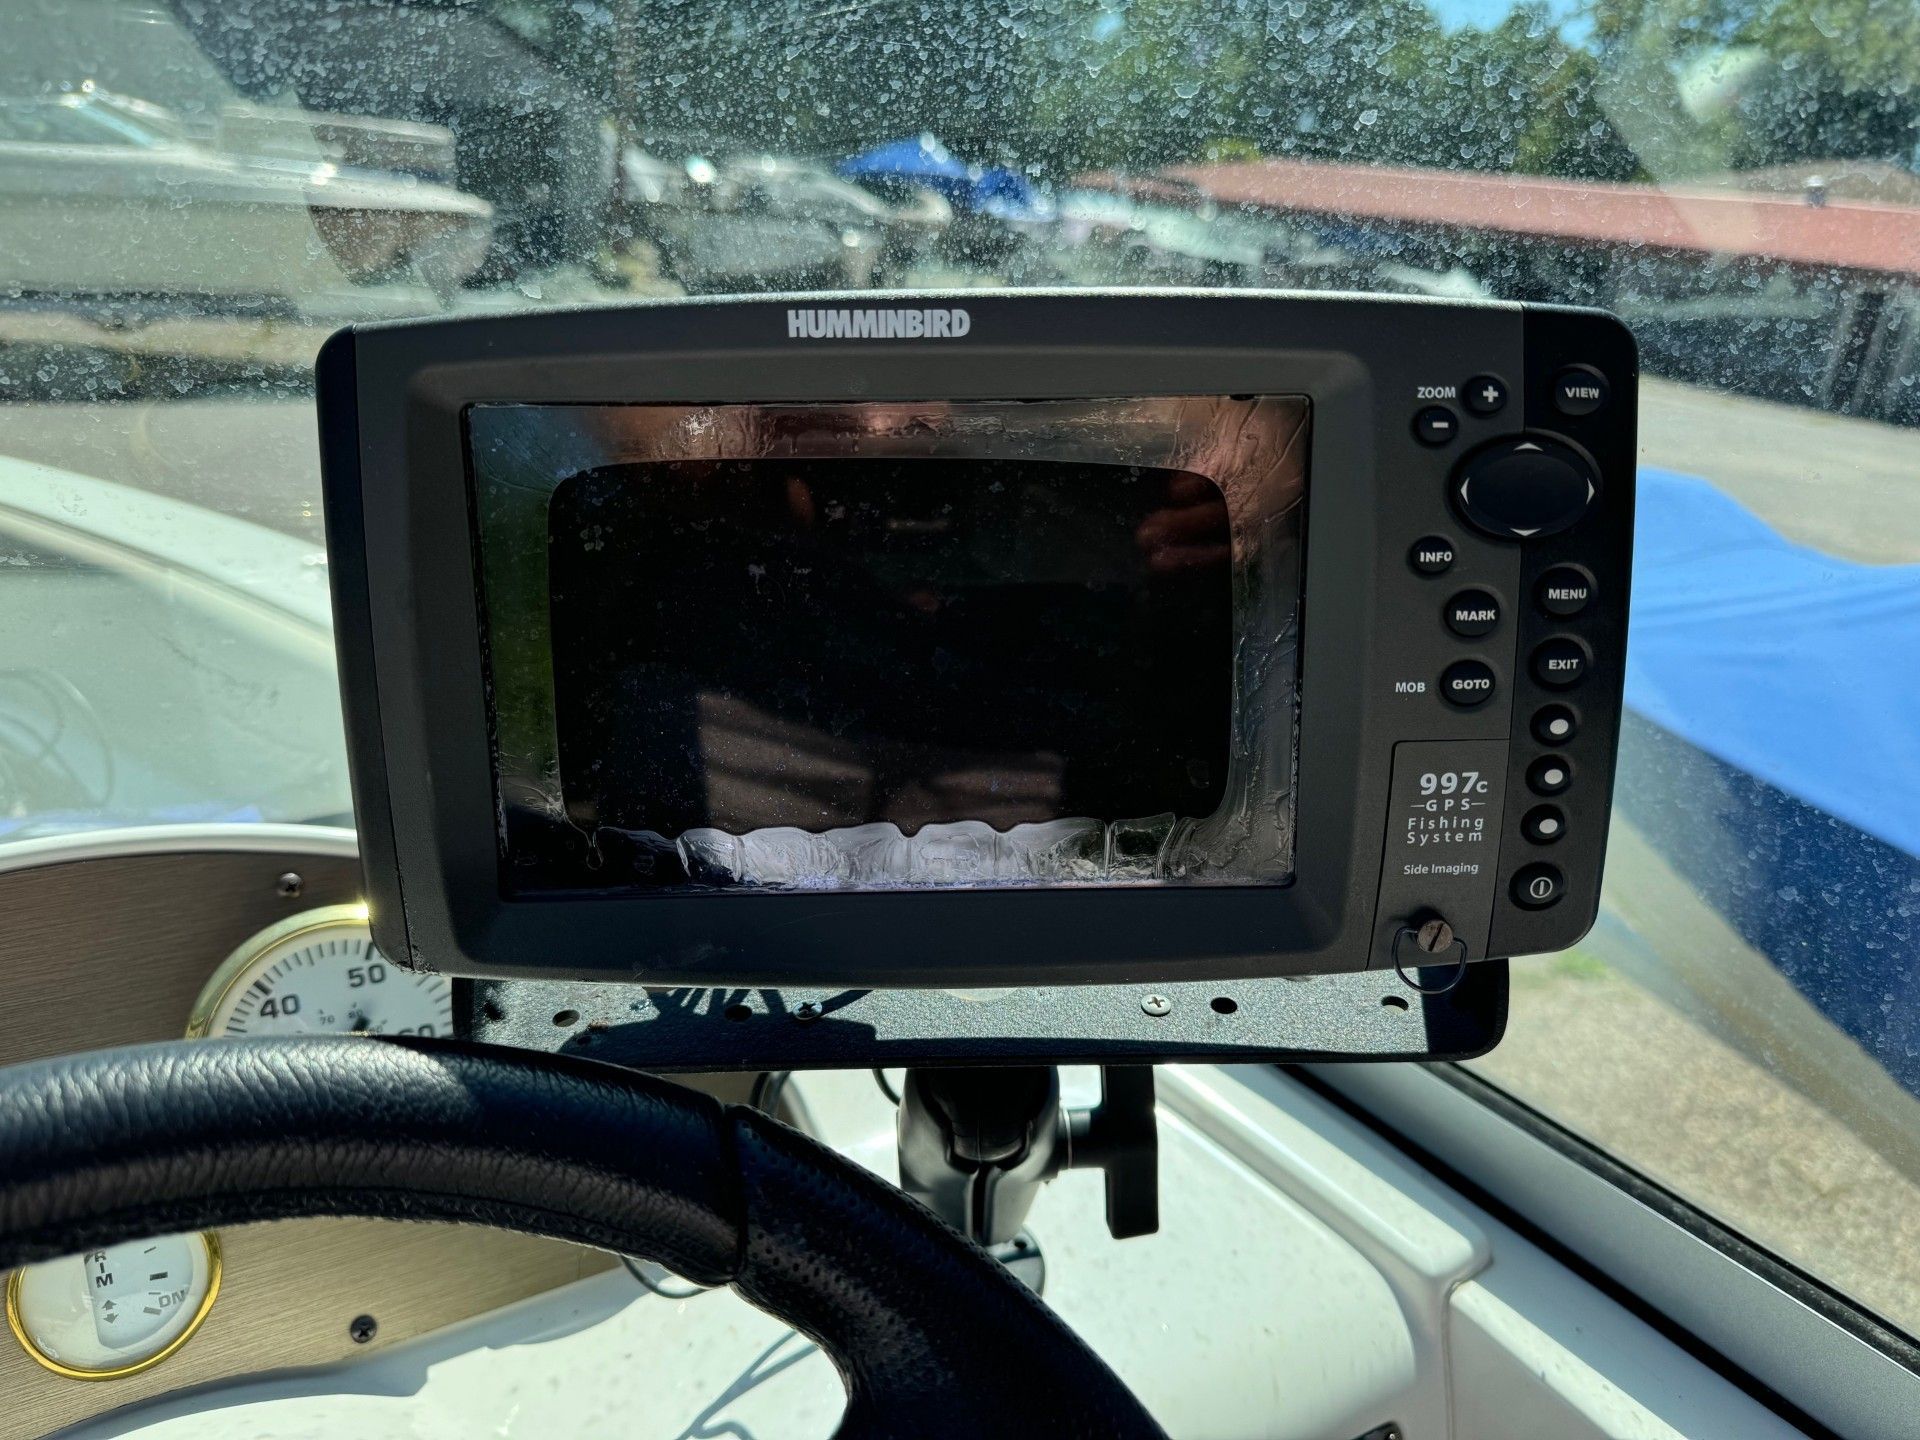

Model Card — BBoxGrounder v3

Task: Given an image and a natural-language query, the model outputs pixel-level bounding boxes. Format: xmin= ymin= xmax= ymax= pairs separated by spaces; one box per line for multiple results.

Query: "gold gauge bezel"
xmin=6 ymin=1232 xmax=223 ymax=1381
xmin=184 ymin=902 xmax=374 ymax=1039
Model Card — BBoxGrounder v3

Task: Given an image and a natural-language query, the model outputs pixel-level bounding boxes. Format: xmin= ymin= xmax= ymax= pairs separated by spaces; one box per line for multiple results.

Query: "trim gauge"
xmin=186 ymin=903 xmax=453 ymax=1039
xmin=6 ymin=1233 xmax=221 ymax=1380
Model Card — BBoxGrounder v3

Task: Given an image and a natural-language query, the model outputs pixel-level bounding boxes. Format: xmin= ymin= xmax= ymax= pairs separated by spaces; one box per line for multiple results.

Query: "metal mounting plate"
xmin=463 ymin=961 xmax=1507 ymax=1072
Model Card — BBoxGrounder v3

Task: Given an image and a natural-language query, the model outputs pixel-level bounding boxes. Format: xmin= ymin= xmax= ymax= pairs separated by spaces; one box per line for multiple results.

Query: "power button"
xmin=1511 ymin=863 xmax=1564 ymax=909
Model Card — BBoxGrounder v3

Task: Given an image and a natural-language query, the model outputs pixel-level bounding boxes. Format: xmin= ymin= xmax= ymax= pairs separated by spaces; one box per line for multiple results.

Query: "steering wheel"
xmin=0 ymin=1037 xmax=1164 ymax=1440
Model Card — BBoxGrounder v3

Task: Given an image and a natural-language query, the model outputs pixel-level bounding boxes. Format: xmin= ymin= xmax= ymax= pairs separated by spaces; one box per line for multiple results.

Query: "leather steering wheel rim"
xmin=0 ymin=1036 xmax=1164 ymax=1440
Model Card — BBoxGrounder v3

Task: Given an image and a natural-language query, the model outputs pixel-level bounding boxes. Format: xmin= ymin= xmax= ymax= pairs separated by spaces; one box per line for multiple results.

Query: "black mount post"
xmin=896 ymin=1065 xmax=1159 ymax=1252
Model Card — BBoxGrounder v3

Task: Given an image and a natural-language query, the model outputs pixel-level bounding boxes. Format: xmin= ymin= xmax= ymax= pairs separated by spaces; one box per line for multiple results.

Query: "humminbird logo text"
xmin=786 ymin=307 xmax=971 ymax=340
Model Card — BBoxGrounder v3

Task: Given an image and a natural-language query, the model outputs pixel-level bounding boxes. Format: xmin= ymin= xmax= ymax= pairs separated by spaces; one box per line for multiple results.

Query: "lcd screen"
xmin=550 ymin=455 xmax=1232 ymax=835
xmin=467 ymin=397 xmax=1308 ymax=894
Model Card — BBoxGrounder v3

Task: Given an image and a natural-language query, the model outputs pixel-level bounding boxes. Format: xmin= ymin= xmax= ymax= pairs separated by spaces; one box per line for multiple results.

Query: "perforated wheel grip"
xmin=0 ymin=1036 xmax=1164 ymax=1439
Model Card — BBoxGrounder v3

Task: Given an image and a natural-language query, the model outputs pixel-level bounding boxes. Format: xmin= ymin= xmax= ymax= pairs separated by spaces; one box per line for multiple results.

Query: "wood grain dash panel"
xmin=0 ymin=846 xmax=630 ymax=1440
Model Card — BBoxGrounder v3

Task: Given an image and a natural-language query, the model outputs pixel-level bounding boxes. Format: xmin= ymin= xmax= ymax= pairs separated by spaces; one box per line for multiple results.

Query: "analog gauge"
xmin=186 ymin=903 xmax=453 ymax=1040
xmin=7 ymin=1232 xmax=220 ymax=1379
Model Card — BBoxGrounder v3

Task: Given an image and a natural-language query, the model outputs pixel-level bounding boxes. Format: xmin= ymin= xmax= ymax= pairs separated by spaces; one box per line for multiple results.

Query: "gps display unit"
xmin=318 ymin=291 xmax=1635 ymax=989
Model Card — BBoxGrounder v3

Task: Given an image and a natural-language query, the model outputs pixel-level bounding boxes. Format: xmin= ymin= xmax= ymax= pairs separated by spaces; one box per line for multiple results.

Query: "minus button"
xmin=1413 ymin=406 xmax=1459 ymax=447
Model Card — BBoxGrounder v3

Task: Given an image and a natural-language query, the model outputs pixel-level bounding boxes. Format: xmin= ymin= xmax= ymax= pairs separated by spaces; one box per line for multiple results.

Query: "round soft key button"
xmin=1532 ymin=704 xmax=1578 ymax=745
xmin=1523 ymin=805 xmax=1567 ymax=844
xmin=1527 ymin=755 xmax=1572 ymax=795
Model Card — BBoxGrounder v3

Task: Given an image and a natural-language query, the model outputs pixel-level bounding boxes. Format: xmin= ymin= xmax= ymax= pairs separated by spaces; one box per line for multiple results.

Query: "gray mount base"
xmin=462 ymin=961 xmax=1506 ymax=1072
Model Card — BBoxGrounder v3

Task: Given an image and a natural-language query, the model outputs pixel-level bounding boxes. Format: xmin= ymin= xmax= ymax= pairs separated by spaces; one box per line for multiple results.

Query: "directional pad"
xmin=1451 ymin=436 xmax=1598 ymax=541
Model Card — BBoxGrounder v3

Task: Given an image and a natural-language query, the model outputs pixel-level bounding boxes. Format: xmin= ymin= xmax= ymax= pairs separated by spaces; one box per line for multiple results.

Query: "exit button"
xmin=1531 ymin=636 xmax=1591 ymax=689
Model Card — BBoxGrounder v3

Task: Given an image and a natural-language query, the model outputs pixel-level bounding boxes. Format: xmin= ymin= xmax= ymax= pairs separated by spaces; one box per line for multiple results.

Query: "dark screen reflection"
xmin=548 ymin=457 xmax=1233 ymax=848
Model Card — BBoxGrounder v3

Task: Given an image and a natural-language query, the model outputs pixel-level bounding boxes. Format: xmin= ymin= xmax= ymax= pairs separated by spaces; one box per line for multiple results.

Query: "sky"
xmin=1430 ymin=0 xmax=1590 ymax=36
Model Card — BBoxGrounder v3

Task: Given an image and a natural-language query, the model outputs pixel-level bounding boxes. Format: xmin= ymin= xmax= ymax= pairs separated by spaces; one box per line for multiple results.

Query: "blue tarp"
xmin=837 ymin=135 xmax=971 ymax=191
xmin=838 ymin=136 xmax=1055 ymax=222
xmin=1621 ymin=468 xmax=1920 ymax=1093
xmin=1626 ymin=468 xmax=1920 ymax=860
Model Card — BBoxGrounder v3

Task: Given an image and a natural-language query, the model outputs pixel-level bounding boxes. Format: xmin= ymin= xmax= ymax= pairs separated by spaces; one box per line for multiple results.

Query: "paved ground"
xmin=1472 ymin=950 xmax=1920 ymax=1340
xmin=1638 ymin=376 xmax=1920 ymax=564
xmin=1469 ymin=815 xmax=1920 ymax=1342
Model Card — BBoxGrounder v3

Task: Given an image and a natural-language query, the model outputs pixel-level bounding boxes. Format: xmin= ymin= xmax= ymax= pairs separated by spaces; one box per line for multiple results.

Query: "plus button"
xmin=1462 ymin=374 xmax=1508 ymax=417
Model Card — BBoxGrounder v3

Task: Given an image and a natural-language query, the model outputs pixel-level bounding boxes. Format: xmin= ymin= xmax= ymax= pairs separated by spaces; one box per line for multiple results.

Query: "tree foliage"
xmin=1587 ymin=0 xmax=1920 ymax=169
xmin=526 ymin=0 xmax=1916 ymax=182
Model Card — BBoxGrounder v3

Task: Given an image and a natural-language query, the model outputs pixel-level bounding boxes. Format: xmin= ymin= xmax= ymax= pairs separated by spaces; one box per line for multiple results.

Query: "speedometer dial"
xmin=187 ymin=904 xmax=453 ymax=1039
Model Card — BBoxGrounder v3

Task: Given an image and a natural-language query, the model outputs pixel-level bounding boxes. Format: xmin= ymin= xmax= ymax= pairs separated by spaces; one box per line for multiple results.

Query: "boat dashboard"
xmin=0 ymin=824 xmax=727 ymax=1434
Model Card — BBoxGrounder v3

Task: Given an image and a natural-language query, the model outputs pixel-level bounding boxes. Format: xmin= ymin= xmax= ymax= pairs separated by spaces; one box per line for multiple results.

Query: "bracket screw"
xmin=275 ymin=871 xmax=304 ymax=899
xmin=793 ymin=1001 xmax=822 ymax=1022
xmin=348 ymin=1314 xmax=378 ymax=1345
xmin=1140 ymin=994 xmax=1172 ymax=1017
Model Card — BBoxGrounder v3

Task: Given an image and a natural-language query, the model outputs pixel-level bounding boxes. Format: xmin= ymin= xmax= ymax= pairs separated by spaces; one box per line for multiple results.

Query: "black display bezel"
xmin=319 ymin=290 xmax=1635 ymax=988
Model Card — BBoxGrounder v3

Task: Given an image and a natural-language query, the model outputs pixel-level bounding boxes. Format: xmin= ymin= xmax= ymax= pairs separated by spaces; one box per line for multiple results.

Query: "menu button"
xmin=1538 ymin=566 xmax=1594 ymax=617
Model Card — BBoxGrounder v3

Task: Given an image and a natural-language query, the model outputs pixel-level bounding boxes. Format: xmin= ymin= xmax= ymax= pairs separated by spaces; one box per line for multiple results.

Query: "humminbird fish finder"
xmin=317 ymin=291 xmax=1635 ymax=1020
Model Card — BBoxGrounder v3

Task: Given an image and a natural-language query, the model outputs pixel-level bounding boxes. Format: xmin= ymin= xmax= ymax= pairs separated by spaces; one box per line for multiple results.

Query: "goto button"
xmin=1537 ymin=566 xmax=1594 ymax=617
xmin=1440 ymin=659 xmax=1497 ymax=708
xmin=1532 ymin=704 xmax=1578 ymax=745
xmin=1553 ymin=365 xmax=1608 ymax=417
xmin=1444 ymin=588 xmax=1501 ymax=638
xmin=1531 ymin=636 xmax=1590 ymax=688
xmin=1522 ymin=805 xmax=1567 ymax=844
xmin=1527 ymin=755 xmax=1572 ymax=795
xmin=1512 ymin=862 xmax=1564 ymax=909
xmin=1409 ymin=535 xmax=1456 ymax=576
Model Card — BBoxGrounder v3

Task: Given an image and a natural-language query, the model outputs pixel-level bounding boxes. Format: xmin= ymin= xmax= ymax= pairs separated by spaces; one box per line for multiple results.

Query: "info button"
xmin=1409 ymin=535 xmax=1456 ymax=576
xmin=1440 ymin=659 xmax=1498 ymax=709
